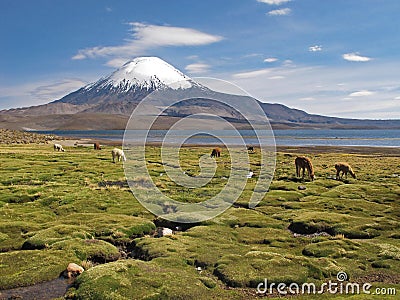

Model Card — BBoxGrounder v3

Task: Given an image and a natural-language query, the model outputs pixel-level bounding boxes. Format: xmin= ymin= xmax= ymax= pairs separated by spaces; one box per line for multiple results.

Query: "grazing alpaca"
xmin=335 ymin=162 xmax=356 ymax=179
xmin=247 ymin=146 xmax=254 ymax=152
xmin=111 ymin=148 xmax=126 ymax=163
xmin=94 ymin=142 xmax=101 ymax=150
xmin=295 ymin=156 xmax=315 ymax=181
xmin=54 ymin=143 xmax=65 ymax=152
xmin=210 ymin=147 xmax=221 ymax=158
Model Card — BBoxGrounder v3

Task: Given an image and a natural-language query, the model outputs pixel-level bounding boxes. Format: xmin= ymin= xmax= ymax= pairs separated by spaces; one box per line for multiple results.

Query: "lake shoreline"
xmin=36 ymin=128 xmax=400 ymax=148
xmin=55 ymin=137 xmax=400 ymax=156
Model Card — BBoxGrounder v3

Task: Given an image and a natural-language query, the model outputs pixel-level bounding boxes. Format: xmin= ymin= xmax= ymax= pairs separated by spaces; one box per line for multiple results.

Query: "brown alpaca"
xmin=211 ymin=147 xmax=221 ymax=158
xmin=335 ymin=162 xmax=356 ymax=179
xmin=94 ymin=142 xmax=101 ymax=150
xmin=295 ymin=156 xmax=315 ymax=181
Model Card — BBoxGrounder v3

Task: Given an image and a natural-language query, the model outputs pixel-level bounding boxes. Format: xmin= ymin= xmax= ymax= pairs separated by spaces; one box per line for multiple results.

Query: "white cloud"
xmin=232 ymin=69 xmax=270 ymax=79
xmin=299 ymin=97 xmax=315 ymax=101
xmin=185 ymin=63 xmax=210 ymax=74
xmin=257 ymin=0 xmax=291 ymax=5
xmin=309 ymin=45 xmax=322 ymax=52
xmin=267 ymin=8 xmax=291 ymax=16
xmin=349 ymin=90 xmax=374 ymax=97
xmin=72 ymin=23 xmax=223 ymax=61
xmin=395 ymin=96 xmax=400 ymax=100
xmin=342 ymin=52 xmax=371 ymax=62
xmin=264 ymin=57 xmax=278 ymax=63
xmin=268 ymin=76 xmax=285 ymax=80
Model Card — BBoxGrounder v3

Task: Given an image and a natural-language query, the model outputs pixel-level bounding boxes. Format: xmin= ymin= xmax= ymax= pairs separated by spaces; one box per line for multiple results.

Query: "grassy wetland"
xmin=0 ymin=143 xmax=399 ymax=299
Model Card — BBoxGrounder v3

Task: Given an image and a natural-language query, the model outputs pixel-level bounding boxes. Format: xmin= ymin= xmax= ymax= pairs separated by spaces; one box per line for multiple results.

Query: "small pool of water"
xmin=0 ymin=277 xmax=71 ymax=300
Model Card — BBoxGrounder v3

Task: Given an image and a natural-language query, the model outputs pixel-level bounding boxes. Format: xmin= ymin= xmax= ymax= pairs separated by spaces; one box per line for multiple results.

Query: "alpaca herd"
xmin=53 ymin=142 xmax=126 ymax=164
xmin=211 ymin=147 xmax=356 ymax=181
xmin=293 ymin=156 xmax=356 ymax=181
xmin=52 ymin=143 xmax=356 ymax=180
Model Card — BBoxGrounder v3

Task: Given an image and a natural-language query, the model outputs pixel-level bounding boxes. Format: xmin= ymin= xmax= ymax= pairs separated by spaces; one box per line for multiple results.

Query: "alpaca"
xmin=111 ymin=148 xmax=126 ymax=163
xmin=54 ymin=143 xmax=65 ymax=152
xmin=210 ymin=147 xmax=221 ymax=158
xmin=335 ymin=162 xmax=356 ymax=179
xmin=295 ymin=156 xmax=315 ymax=180
xmin=94 ymin=142 xmax=101 ymax=150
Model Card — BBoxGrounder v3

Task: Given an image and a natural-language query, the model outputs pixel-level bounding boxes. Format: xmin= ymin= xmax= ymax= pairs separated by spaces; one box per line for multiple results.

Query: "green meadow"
xmin=0 ymin=144 xmax=399 ymax=299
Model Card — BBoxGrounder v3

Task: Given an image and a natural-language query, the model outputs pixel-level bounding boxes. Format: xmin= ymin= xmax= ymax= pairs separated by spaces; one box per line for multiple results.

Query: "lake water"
xmin=37 ymin=129 xmax=400 ymax=147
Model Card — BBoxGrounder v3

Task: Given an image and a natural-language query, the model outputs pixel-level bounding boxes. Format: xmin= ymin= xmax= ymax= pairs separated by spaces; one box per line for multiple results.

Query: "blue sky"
xmin=1 ymin=0 xmax=399 ymax=118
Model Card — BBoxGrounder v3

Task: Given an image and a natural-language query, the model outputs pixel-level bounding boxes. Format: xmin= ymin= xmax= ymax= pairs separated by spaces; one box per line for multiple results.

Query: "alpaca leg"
xmin=336 ymin=169 xmax=340 ymax=180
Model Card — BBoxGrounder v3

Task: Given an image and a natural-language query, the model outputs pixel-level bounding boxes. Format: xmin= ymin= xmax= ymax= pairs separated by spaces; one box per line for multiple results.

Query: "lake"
xmin=37 ymin=129 xmax=400 ymax=147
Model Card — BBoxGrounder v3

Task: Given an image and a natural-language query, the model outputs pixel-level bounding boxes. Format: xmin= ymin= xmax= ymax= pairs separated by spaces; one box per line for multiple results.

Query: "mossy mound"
xmin=302 ymin=239 xmax=361 ymax=258
xmin=67 ymin=258 xmax=243 ymax=300
xmin=0 ymin=221 xmax=41 ymax=251
xmin=58 ymin=213 xmax=156 ymax=244
xmin=0 ymin=249 xmax=77 ymax=289
xmin=214 ymin=251 xmax=309 ymax=287
xmin=51 ymin=238 xmax=120 ymax=263
xmin=286 ymin=211 xmax=378 ymax=238
xmin=22 ymin=225 xmax=93 ymax=249
xmin=213 ymin=207 xmax=284 ymax=228
xmin=133 ymin=225 xmax=247 ymax=268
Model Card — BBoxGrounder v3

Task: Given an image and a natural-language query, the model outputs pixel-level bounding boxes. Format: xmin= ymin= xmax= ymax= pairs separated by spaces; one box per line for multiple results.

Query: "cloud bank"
xmin=72 ymin=23 xmax=223 ymax=63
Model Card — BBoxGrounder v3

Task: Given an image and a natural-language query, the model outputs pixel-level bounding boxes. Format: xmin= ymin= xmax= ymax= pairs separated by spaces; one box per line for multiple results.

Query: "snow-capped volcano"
xmin=84 ymin=56 xmax=196 ymax=93
xmin=101 ymin=57 xmax=193 ymax=90
xmin=51 ymin=56 xmax=203 ymax=108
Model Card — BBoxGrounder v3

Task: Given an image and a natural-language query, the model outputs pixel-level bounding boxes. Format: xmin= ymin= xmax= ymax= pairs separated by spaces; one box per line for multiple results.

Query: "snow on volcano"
xmin=86 ymin=57 xmax=195 ymax=92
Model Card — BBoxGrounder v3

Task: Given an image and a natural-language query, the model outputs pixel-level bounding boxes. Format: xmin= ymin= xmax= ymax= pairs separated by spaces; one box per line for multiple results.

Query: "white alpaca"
xmin=111 ymin=148 xmax=126 ymax=163
xmin=54 ymin=143 xmax=65 ymax=152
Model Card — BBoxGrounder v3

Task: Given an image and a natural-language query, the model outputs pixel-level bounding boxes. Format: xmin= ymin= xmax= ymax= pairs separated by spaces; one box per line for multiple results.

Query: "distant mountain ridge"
xmin=1 ymin=56 xmax=399 ymax=130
